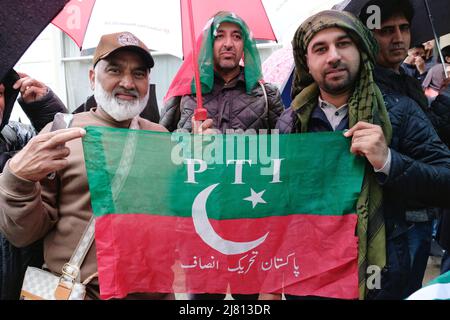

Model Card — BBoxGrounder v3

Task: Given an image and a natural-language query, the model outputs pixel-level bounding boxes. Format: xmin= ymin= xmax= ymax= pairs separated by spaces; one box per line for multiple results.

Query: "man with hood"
xmin=275 ymin=10 xmax=450 ymax=300
xmin=0 ymin=32 xmax=171 ymax=300
xmin=160 ymin=11 xmax=284 ymax=134
xmin=0 ymin=69 xmax=67 ymax=299
xmin=161 ymin=11 xmax=284 ymax=300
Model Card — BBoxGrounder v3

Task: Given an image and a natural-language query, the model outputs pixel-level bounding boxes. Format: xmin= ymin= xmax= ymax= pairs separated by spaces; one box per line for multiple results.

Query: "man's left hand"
xmin=344 ymin=121 xmax=389 ymax=170
xmin=13 ymin=72 xmax=48 ymax=104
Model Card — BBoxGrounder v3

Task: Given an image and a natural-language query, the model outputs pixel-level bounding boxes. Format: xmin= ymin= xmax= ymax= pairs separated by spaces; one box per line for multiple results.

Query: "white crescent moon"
xmin=192 ymin=183 xmax=269 ymax=255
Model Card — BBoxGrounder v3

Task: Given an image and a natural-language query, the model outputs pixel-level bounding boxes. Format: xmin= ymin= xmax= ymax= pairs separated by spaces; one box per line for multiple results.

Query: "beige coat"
xmin=0 ymin=108 xmax=169 ymax=299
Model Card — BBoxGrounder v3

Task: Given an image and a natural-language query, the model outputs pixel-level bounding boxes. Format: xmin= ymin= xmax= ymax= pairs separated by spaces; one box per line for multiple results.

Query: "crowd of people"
xmin=0 ymin=0 xmax=449 ymax=300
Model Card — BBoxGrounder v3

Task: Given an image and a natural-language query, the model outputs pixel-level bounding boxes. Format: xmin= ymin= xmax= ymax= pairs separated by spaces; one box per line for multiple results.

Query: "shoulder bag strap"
xmin=258 ymin=80 xmax=269 ymax=129
xmin=60 ymin=216 xmax=95 ymax=283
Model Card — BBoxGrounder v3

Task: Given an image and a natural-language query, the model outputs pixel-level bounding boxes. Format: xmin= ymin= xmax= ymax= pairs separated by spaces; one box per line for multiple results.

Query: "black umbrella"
xmin=0 ymin=0 xmax=70 ymax=82
xmin=335 ymin=0 xmax=450 ymax=76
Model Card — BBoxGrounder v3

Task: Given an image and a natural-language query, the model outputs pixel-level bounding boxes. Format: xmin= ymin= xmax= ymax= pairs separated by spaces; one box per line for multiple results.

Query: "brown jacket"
xmin=0 ymin=108 xmax=167 ymax=298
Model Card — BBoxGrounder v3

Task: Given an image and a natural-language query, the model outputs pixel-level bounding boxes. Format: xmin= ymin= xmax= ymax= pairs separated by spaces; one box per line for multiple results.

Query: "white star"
xmin=244 ymin=189 xmax=267 ymax=209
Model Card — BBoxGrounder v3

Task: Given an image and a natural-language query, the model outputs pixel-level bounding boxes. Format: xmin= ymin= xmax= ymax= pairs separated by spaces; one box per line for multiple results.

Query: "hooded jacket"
xmin=159 ymin=12 xmax=285 ymax=133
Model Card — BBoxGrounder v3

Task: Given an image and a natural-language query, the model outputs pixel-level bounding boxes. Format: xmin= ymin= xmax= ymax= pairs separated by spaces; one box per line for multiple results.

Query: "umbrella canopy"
xmin=0 ymin=0 xmax=70 ymax=82
xmin=262 ymin=0 xmax=342 ymax=45
xmin=262 ymin=45 xmax=295 ymax=108
xmin=337 ymin=0 xmax=450 ymax=45
xmin=52 ymin=0 xmax=276 ymax=58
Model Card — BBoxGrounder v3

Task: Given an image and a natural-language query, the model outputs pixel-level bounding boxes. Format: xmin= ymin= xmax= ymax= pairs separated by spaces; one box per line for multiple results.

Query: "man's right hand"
xmin=9 ymin=128 xmax=86 ymax=182
xmin=192 ymin=117 xmax=220 ymax=134
xmin=13 ymin=72 xmax=49 ymax=104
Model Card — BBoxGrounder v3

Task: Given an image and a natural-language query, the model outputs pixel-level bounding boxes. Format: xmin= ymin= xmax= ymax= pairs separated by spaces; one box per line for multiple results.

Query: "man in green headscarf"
xmin=160 ymin=11 xmax=284 ymax=134
xmin=275 ymin=10 xmax=450 ymax=300
xmin=164 ymin=11 xmax=284 ymax=300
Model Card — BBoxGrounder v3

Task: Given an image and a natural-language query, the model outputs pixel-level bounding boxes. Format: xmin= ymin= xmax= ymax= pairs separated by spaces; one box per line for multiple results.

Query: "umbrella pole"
xmin=187 ymin=0 xmax=207 ymax=121
xmin=424 ymin=0 xmax=448 ymax=78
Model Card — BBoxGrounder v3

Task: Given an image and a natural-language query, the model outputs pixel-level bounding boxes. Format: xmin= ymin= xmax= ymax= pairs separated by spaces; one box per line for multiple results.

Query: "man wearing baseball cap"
xmin=0 ymin=32 xmax=170 ymax=300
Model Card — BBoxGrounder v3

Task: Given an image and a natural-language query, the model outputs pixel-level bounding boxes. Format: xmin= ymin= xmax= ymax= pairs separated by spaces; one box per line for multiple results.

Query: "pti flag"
xmin=82 ymin=127 xmax=365 ymax=300
xmin=407 ymin=271 xmax=450 ymax=300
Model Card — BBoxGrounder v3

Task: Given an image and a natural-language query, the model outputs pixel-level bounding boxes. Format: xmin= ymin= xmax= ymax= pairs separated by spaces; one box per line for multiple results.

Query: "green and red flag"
xmin=407 ymin=271 xmax=450 ymax=300
xmin=82 ymin=127 xmax=365 ymax=300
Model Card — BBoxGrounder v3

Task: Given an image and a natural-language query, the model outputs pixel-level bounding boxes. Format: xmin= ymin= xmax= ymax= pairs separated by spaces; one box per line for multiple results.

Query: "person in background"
xmin=0 ymin=69 xmax=67 ymax=299
xmin=274 ymin=10 xmax=450 ymax=300
xmin=358 ymin=0 xmax=450 ymax=296
xmin=402 ymin=44 xmax=435 ymax=84
xmin=422 ymin=45 xmax=450 ymax=102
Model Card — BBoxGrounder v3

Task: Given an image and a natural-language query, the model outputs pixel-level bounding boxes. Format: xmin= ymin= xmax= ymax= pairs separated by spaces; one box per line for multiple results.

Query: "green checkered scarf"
xmin=290 ymin=10 xmax=393 ymax=299
xmin=192 ymin=11 xmax=262 ymax=95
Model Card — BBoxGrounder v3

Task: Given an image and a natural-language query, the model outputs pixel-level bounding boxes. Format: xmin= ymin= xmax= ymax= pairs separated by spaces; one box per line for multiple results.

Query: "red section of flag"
xmin=95 ymin=214 xmax=177 ymax=299
xmin=95 ymin=214 xmax=358 ymax=300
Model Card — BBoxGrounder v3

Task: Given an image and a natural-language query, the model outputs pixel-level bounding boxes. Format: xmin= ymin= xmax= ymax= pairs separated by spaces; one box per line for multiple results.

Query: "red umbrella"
xmin=52 ymin=0 xmax=276 ymax=120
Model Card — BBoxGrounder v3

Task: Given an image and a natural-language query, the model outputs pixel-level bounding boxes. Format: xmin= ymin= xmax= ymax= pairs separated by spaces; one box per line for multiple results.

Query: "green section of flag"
xmin=407 ymin=271 xmax=450 ymax=300
xmin=428 ymin=271 xmax=450 ymax=286
xmin=82 ymin=127 xmax=365 ymax=219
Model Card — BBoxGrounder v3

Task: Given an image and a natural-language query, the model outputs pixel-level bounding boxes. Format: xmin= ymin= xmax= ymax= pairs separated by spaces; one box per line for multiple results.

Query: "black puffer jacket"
xmin=160 ymin=70 xmax=285 ymax=132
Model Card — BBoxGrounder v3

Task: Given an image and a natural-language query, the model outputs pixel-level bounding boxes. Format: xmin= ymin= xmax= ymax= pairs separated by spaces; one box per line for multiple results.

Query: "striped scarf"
xmin=290 ymin=10 xmax=393 ymax=299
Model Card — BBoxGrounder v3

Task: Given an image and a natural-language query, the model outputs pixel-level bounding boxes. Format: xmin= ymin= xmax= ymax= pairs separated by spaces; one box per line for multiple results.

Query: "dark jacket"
xmin=0 ymin=70 xmax=67 ymax=300
xmin=277 ymin=90 xmax=450 ymax=299
xmin=1 ymin=71 xmax=68 ymax=170
xmin=374 ymin=65 xmax=450 ymax=147
xmin=438 ymin=213 xmax=450 ymax=251
xmin=160 ymin=70 xmax=285 ymax=132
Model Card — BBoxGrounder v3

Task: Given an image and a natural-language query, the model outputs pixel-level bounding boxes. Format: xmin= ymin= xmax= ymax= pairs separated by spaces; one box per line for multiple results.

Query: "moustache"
xmin=112 ymin=88 xmax=139 ymax=99
xmin=390 ymin=44 xmax=406 ymax=50
xmin=324 ymin=63 xmax=347 ymax=75
xmin=220 ymin=49 xmax=236 ymax=54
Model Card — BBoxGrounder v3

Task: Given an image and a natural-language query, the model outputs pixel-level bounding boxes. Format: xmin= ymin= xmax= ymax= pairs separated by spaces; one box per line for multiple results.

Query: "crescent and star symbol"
xmin=192 ymin=183 xmax=269 ymax=255
xmin=244 ymin=189 xmax=267 ymax=208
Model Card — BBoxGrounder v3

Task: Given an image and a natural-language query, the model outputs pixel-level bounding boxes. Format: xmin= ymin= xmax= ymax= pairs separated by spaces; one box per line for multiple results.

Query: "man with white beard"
xmin=0 ymin=32 xmax=170 ymax=300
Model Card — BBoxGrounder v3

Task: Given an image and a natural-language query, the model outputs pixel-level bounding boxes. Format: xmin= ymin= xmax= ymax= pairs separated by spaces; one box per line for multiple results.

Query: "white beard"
xmin=94 ymin=77 xmax=149 ymax=122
